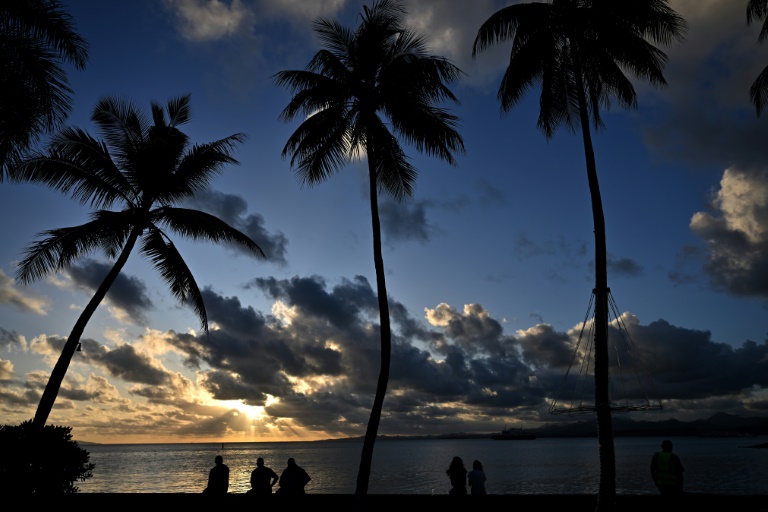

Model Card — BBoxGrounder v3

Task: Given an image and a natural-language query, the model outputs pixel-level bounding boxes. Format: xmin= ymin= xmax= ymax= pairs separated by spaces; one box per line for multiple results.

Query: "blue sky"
xmin=1 ymin=0 xmax=767 ymax=444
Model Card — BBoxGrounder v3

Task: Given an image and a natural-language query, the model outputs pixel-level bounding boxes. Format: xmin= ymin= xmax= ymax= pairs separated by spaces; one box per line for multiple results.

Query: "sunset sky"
xmin=1 ymin=0 xmax=768 ymax=444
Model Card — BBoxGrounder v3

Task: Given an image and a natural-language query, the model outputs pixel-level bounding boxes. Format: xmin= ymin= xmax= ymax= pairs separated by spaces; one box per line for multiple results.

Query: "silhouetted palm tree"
xmin=748 ymin=0 xmax=768 ymax=115
xmin=11 ymin=94 xmax=265 ymax=430
xmin=0 ymin=0 xmax=88 ymax=176
xmin=274 ymin=0 xmax=464 ymax=500
xmin=473 ymin=2 xmax=685 ymax=510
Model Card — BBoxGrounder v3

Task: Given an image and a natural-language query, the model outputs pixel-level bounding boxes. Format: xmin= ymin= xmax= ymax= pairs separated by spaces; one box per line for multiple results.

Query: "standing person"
xmin=250 ymin=457 xmax=279 ymax=495
xmin=467 ymin=459 xmax=487 ymax=495
xmin=650 ymin=440 xmax=685 ymax=495
xmin=276 ymin=457 xmax=311 ymax=495
xmin=446 ymin=456 xmax=467 ymax=495
xmin=203 ymin=455 xmax=229 ymax=494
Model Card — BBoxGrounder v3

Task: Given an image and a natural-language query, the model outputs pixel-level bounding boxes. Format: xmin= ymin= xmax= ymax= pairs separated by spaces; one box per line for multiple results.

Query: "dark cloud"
xmin=150 ymin=277 xmax=768 ymax=436
xmin=81 ymin=342 xmax=172 ymax=386
xmin=516 ymin=324 xmax=575 ymax=369
xmin=608 ymin=256 xmax=644 ymax=278
xmin=11 ymin=268 xmax=767 ymax=437
xmin=668 ymin=245 xmax=706 ymax=286
xmin=379 ymin=197 xmax=433 ymax=245
xmin=185 ymin=189 xmax=289 ymax=265
xmin=475 ymin=178 xmax=509 ymax=207
xmin=514 ymin=234 xmax=588 ymax=283
xmin=0 ymin=387 xmax=37 ymax=407
xmin=427 ymin=303 xmax=509 ymax=356
xmin=0 ymin=327 xmax=21 ymax=349
xmin=689 ymin=168 xmax=768 ymax=298
xmin=642 ymin=1 xmax=768 ymax=170
xmin=254 ymin=275 xmax=378 ymax=330
xmin=624 ymin=318 xmax=768 ymax=399
xmin=68 ymin=259 xmax=153 ymax=325
xmin=377 ymin=178 xmax=508 ymax=247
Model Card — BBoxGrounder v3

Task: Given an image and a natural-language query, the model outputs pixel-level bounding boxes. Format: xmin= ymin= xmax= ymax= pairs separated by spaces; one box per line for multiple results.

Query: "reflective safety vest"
xmin=653 ymin=451 xmax=682 ymax=486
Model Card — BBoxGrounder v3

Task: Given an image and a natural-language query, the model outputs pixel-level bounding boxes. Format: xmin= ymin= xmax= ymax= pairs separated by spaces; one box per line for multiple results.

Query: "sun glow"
xmin=218 ymin=400 xmax=265 ymax=420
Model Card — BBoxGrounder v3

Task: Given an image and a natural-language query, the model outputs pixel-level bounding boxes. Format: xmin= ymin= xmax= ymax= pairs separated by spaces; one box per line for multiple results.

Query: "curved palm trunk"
xmin=354 ymin=159 xmax=392 ymax=508
xmin=32 ymin=229 xmax=141 ymax=430
xmin=573 ymin=54 xmax=616 ymax=512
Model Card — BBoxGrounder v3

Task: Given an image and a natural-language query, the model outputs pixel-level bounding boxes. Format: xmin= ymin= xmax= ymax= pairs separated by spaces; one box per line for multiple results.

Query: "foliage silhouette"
xmin=473 ymin=1 xmax=686 ymax=510
xmin=11 ymin=94 xmax=265 ymax=430
xmin=0 ymin=0 xmax=88 ymax=177
xmin=747 ymin=0 xmax=768 ymax=115
xmin=0 ymin=420 xmax=94 ymax=493
xmin=274 ymin=0 xmax=464 ymax=502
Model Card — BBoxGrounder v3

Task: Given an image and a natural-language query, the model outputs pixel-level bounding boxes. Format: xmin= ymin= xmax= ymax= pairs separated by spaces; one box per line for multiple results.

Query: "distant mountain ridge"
xmin=532 ymin=412 xmax=768 ymax=438
xmin=344 ymin=413 xmax=768 ymax=442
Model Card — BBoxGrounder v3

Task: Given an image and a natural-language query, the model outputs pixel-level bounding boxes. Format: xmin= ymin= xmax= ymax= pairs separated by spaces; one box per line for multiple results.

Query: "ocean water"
xmin=75 ymin=436 xmax=768 ymax=495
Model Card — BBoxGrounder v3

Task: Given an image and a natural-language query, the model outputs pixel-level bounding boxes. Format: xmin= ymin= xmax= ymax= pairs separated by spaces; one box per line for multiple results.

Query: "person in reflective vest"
xmin=650 ymin=439 xmax=685 ymax=495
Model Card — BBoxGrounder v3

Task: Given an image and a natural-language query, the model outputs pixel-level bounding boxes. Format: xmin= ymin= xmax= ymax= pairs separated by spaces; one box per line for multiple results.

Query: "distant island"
xmin=321 ymin=412 xmax=768 ymax=442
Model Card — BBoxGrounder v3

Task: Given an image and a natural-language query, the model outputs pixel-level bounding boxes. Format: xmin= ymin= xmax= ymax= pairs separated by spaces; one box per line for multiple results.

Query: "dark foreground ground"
xmin=31 ymin=493 xmax=768 ymax=511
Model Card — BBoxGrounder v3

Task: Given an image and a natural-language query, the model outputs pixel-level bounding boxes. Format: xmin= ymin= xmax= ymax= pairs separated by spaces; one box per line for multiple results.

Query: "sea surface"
xmin=75 ymin=436 xmax=768 ymax=495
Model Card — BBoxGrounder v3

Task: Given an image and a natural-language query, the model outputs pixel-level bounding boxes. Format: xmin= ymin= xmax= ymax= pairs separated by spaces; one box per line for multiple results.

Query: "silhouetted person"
xmin=276 ymin=457 xmax=311 ymax=495
xmin=446 ymin=456 xmax=467 ymax=495
xmin=204 ymin=455 xmax=229 ymax=494
xmin=249 ymin=457 xmax=279 ymax=495
xmin=467 ymin=459 xmax=487 ymax=495
xmin=651 ymin=440 xmax=684 ymax=495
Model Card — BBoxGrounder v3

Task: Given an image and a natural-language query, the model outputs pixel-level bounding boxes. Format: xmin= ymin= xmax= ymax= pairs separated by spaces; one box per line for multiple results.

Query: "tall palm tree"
xmin=274 ymin=0 xmax=464 ymax=500
xmin=748 ymin=0 xmax=768 ymax=115
xmin=473 ymin=1 xmax=685 ymax=510
xmin=0 ymin=0 xmax=89 ymax=177
xmin=11 ymin=94 xmax=265 ymax=430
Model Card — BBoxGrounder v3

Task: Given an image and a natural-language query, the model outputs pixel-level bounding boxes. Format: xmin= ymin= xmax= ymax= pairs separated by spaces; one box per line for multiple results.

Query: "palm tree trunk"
xmin=573 ymin=51 xmax=616 ymax=512
xmin=354 ymin=158 xmax=392 ymax=508
xmin=32 ymin=230 xmax=141 ymax=430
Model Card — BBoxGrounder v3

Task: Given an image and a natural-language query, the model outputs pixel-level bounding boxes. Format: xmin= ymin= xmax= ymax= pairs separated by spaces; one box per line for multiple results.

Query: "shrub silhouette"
xmin=0 ymin=420 xmax=94 ymax=493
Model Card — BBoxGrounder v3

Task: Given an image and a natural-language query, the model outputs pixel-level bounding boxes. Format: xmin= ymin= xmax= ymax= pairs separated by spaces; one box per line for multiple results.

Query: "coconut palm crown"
xmin=0 ymin=0 xmax=89 ymax=176
xmin=274 ymin=0 xmax=464 ymax=499
xmin=473 ymin=1 xmax=685 ymax=511
xmin=11 ymin=94 xmax=265 ymax=429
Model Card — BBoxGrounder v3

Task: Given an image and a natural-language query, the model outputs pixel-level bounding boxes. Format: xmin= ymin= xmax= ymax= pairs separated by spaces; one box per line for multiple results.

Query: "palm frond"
xmin=367 ymin=120 xmax=415 ymax=200
xmin=139 ymin=228 xmax=208 ymax=333
xmin=90 ymin=95 xmax=148 ymax=160
xmin=539 ymin=45 xmax=577 ymax=137
xmin=15 ymin=211 xmax=132 ymax=284
xmin=168 ymin=133 xmax=245 ymax=202
xmin=307 ymin=48 xmax=355 ymax=84
xmin=747 ymin=0 xmax=768 ymax=28
xmin=386 ymin=103 xmax=463 ymax=165
xmin=11 ymin=126 xmax=133 ymax=207
xmin=608 ymin=0 xmax=688 ymax=47
xmin=2 ymin=0 xmax=89 ymax=69
xmin=748 ymin=0 xmax=768 ymax=42
xmin=281 ymin=106 xmax=353 ymax=185
xmin=150 ymin=101 xmax=166 ymax=128
xmin=274 ymin=69 xmax=348 ymax=121
xmin=313 ymin=17 xmax=355 ymax=60
xmin=152 ymin=207 xmax=266 ymax=259
xmin=750 ymin=65 xmax=768 ymax=116
xmin=473 ymin=3 xmax=549 ymax=57
xmin=166 ymin=94 xmax=192 ymax=127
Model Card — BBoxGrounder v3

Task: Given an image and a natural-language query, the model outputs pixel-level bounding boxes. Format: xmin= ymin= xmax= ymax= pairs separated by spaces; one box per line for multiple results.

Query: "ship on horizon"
xmin=492 ymin=424 xmax=536 ymax=440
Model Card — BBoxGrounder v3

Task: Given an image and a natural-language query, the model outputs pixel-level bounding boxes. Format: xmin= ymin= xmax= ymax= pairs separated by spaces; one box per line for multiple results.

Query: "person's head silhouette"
xmin=287 ymin=457 xmax=296 ymax=467
xmin=215 ymin=455 xmax=223 ymax=465
xmin=473 ymin=460 xmax=483 ymax=471
xmin=661 ymin=440 xmax=673 ymax=452
xmin=257 ymin=457 xmax=264 ymax=467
